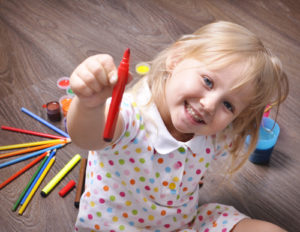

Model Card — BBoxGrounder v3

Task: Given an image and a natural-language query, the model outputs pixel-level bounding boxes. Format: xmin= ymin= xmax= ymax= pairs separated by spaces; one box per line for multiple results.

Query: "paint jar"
xmin=135 ymin=62 xmax=150 ymax=75
xmin=46 ymin=101 xmax=61 ymax=122
xmin=57 ymin=77 xmax=70 ymax=89
xmin=59 ymin=95 xmax=73 ymax=117
xmin=246 ymin=117 xmax=280 ymax=164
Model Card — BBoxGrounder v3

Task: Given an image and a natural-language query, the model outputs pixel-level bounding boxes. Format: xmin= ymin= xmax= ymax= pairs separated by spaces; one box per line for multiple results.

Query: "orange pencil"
xmin=0 ymin=143 xmax=62 ymax=159
xmin=0 ymin=138 xmax=68 ymax=151
xmin=0 ymin=152 xmax=48 ymax=189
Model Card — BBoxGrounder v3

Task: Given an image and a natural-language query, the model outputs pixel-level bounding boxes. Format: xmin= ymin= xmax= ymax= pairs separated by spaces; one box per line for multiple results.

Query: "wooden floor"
xmin=0 ymin=0 xmax=299 ymax=231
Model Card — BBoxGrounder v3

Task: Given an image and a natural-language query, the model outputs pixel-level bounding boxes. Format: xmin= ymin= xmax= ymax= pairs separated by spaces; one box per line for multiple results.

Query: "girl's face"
xmin=159 ymin=58 xmax=254 ymax=141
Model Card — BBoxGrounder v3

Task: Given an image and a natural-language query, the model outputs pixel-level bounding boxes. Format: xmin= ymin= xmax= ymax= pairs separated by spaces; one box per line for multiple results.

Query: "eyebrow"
xmin=194 ymin=65 xmax=218 ymax=81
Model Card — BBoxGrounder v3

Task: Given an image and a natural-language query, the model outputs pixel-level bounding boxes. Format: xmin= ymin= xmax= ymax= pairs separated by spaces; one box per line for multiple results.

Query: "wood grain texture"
xmin=0 ymin=0 xmax=299 ymax=231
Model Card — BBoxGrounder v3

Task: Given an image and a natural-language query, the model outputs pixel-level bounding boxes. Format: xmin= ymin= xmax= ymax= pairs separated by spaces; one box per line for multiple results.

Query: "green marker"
xmin=12 ymin=154 xmax=49 ymax=211
xmin=41 ymin=154 xmax=81 ymax=197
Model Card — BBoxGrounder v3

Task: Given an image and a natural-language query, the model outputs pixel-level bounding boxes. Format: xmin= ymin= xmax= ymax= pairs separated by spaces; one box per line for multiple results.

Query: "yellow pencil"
xmin=18 ymin=157 xmax=55 ymax=215
xmin=41 ymin=154 xmax=81 ymax=197
xmin=0 ymin=138 xmax=70 ymax=151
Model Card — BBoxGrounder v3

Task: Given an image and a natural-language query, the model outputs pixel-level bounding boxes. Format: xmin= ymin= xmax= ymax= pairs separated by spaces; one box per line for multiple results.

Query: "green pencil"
xmin=12 ymin=153 xmax=49 ymax=212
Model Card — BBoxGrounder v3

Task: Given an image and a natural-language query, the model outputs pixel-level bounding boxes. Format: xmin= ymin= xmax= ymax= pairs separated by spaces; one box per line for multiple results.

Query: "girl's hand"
xmin=70 ymin=54 xmax=118 ymax=108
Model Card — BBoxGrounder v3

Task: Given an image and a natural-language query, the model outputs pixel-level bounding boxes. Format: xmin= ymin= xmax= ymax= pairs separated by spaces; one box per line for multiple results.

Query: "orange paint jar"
xmin=59 ymin=95 xmax=73 ymax=117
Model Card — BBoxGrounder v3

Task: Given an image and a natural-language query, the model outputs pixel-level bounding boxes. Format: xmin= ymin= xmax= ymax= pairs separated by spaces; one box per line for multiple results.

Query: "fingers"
xmin=95 ymin=55 xmax=118 ymax=85
xmin=70 ymin=54 xmax=117 ymax=98
xmin=69 ymin=53 xmax=133 ymax=109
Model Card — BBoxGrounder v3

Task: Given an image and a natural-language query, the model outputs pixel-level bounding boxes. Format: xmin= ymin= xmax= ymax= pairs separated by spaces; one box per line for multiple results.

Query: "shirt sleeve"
xmin=103 ymin=93 xmax=142 ymax=150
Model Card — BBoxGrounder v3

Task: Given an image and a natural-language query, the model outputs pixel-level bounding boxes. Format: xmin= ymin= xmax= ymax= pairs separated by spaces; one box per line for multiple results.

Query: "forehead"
xmin=176 ymin=58 xmax=255 ymax=101
xmin=215 ymin=60 xmax=255 ymax=92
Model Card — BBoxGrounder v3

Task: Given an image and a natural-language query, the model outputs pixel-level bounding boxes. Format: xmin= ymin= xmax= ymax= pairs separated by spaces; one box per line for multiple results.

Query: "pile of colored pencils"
xmin=0 ymin=107 xmax=72 ymax=214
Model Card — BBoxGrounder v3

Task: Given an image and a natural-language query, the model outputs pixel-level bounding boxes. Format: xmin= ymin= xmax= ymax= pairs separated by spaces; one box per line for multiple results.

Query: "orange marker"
xmin=0 ymin=143 xmax=61 ymax=159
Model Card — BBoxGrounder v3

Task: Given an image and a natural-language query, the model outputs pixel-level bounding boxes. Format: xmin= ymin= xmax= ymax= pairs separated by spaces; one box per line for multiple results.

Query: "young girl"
xmin=67 ymin=21 xmax=289 ymax=232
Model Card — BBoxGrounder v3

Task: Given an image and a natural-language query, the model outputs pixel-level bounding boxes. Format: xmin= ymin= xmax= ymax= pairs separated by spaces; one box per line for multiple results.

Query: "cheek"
xmin=166 ymin=70 xmax=204 ymax=106
xmin=212 ymin=112 xmax=234 ymax=130
xmin=165 ymin=78 xmax=183 ymax=103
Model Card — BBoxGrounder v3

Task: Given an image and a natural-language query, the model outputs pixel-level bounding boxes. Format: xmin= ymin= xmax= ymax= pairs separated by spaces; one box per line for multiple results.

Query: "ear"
xmin=165 ymin=43 xmax=184 ymax=72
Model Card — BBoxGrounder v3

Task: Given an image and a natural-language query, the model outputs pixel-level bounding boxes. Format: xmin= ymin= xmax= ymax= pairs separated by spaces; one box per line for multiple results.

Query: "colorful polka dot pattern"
xmin=75 ymin=94 xmax=247 ymax=231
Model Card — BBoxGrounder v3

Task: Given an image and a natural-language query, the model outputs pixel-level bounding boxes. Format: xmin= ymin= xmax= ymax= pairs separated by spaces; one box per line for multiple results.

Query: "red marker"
xmin=59 ymin=180 xmax=76 ymax=197
xmin=103 ymin=48 xmax=130 ymax=142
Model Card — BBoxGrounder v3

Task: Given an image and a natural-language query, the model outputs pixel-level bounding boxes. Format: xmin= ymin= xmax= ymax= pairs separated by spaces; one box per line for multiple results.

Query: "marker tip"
xmin=124 ymin=48 xmax=130 ymax=60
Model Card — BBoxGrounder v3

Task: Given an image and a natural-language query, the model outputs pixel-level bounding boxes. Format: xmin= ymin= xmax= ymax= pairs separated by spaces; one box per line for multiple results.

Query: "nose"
xmin=199 ymin=93 xmax=219 ymax=116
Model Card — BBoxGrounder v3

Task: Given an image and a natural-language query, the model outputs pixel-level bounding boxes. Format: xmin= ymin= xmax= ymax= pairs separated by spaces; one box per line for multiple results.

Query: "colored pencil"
xmin=74 ymin=158 xmax=87 ymax=208
xmin=41 ymin=154 xmax=81 ymax=197
xmin=12 ymin=153 xmax=49 ymax=212
xmin=0 ymin=143 xmax=62 ymax=159
xmin=0 ymin=144 xmax=63 ymax=169
xmin=0 ymin=138 xmax=67 ymax=151
xmin=1 ymin=125 xmax=66 ymax=140
xmin=21 ymin=107 xmax=70 ymax=138
xmin=20 ymin=149 xmax=57 ymax=205
xmin=18 ymin=157 xmax=55 ymax=215
xmin=0 ymin=152 xmax=47 ymax=189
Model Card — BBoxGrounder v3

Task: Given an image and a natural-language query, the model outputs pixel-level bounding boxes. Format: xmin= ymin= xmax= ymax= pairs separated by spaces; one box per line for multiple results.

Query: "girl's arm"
xmin=67 ymin=54 xmax=124 ymax=150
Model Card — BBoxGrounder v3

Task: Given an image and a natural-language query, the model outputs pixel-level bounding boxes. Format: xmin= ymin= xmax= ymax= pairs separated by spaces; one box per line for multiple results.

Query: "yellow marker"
xmin=41 ymin=154 xmax=81 ymax=197
xmin=135 ymin=62 xmax=150 ymax=75
xmin=0 ymin=139 xmax=68 ymax=151
xmin=18 ymin=157 xmax=55 ymax=215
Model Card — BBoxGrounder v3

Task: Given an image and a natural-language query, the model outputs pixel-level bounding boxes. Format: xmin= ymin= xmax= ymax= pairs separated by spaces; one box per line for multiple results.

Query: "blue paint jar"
xmin=246 ymin=117 xmax=280 ymax=164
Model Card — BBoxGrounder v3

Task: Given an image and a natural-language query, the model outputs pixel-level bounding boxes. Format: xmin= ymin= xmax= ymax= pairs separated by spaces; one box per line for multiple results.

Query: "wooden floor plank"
xmin=0 ymin=1 xmax=299 ymax=231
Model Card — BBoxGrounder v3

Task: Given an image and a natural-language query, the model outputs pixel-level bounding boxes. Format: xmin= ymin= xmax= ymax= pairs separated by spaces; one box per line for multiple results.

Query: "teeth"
xmin=186 ymin=104 xmax=204 ymax=123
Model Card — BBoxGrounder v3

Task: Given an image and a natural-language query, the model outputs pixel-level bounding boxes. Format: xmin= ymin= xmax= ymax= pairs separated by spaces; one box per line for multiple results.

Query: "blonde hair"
xmin=133 ymin=21 xmax=289 ymax=174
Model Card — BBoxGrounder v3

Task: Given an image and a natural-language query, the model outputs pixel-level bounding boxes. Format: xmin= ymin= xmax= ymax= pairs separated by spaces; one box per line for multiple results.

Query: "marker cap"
xmin=59 ymin=180 xmax=76 ymax=197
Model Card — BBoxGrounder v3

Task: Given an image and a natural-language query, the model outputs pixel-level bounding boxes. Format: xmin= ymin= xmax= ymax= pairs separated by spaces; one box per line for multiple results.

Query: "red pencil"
xmin=1 ymin=125 xmax=66 ymax=139
xmin=103 ymin=48 xmax=130 ymax=142
xmin=0 ymin=152 xmax=48 ymax=189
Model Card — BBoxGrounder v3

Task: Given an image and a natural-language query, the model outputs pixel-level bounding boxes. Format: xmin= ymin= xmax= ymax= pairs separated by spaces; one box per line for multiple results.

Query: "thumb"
xmin=108 ymin=71 xmax=133 ymax=86
xmin=108 ymin=70 xmax=118 ymax=85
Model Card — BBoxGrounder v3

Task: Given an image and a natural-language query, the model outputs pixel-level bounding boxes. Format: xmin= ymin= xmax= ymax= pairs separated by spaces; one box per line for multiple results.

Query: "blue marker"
xmin=0 ymin=144 xmax=64 ymax=169
xmin=21 ymin=107 xmax=70 ymax=138
xmin=20 ymin=149 xmax=57 ymax=205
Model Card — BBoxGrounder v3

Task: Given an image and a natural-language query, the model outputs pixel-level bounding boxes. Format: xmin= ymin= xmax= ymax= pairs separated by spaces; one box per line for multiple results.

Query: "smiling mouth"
xmin=184 ymin=101 xmax=206 ymax=124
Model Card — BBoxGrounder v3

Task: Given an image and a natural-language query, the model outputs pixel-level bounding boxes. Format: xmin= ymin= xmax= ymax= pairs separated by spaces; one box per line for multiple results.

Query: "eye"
xmin=203 ymin=76 xmax=213 ymax=89
xmin=223 ymin=101 xmax=234 ymax=113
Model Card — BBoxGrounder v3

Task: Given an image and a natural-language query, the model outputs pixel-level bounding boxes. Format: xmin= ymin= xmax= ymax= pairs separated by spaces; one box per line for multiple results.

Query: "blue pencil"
xmin=21 ymin=107 xmax=70 ymax=138
xmin=0 ymin=144 xmax=63 ymax=169
xmin=20 ymin=149 xmax=57 ymax=205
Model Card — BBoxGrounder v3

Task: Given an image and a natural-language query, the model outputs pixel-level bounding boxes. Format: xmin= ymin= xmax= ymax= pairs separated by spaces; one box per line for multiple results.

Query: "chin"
xmin=173 ymin=125 xmax=196 ymax=139
xmin=192 ymin=127 xmax=218 ymax=137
